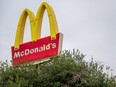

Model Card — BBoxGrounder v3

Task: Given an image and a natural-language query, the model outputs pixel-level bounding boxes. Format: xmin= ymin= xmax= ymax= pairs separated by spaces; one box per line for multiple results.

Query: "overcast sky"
xmin=0 ymin=0 xmax=116 ymax=74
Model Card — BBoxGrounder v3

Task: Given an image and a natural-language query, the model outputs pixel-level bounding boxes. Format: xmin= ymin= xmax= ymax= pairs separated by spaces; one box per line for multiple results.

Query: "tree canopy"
xmin=0 ymin=50 xmax=116 ymax=87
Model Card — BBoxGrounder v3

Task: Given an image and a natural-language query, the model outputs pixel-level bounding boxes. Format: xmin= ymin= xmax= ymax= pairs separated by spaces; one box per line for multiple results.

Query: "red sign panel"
xmin=11 ymin=33 xmax=63 ymax=66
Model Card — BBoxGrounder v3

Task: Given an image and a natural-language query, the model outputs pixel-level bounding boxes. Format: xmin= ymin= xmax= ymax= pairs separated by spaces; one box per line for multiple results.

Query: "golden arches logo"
xmin=14 ymin=2 xmax=59 ymax=49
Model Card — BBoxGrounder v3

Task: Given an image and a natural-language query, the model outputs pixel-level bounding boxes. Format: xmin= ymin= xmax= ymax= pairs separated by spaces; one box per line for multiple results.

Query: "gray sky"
xmin=0 ymin=0 xmax=116 ymax=74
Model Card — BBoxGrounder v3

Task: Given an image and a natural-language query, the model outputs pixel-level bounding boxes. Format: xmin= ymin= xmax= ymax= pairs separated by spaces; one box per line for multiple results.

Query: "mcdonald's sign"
xmin=11 ymin=2 xmax=63 ymax=66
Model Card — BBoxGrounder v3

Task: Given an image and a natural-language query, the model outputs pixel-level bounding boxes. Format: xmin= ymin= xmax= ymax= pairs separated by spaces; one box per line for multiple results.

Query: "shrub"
xmin=0 ymin=50 xmax=116 ymax=87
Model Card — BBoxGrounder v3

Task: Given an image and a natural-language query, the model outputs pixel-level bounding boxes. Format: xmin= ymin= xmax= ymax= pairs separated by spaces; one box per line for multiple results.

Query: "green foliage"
xmin=0 ymin=50 xmax=116 ymax=87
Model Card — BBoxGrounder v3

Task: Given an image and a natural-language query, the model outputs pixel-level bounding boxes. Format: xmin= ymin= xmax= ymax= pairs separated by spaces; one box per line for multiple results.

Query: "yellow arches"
xmin=14 ymin=2 xmax=59 ymax=49
xmin=35 ymin=2 xmax=59 ymax=40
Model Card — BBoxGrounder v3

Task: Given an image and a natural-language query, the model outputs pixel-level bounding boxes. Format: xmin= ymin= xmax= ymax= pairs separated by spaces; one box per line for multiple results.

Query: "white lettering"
xmin=30 ymin=49 xmax=35 ymax=54
xmin=13 ymin=43 xmax=57 ymax=58
xmin=25 ymin=49 xmax=30 ymax=55
xmin=20 ymin=51 xmax=24 ymax=57
xmin=34 ymin=47 xmax=39 ymax=53
xmin=39 ymin=46 xmax=43 ymax=52
xmin=52 ymin=43 xmax=56 ymax=48
xmin=14 ymin=52 xmax=20 ymax=58
xmin=46 ymin=44 xmax=50 ymax=50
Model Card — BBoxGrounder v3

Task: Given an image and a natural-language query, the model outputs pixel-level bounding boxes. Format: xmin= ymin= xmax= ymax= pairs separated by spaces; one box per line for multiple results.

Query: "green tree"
xmin=0 ymin=50 xmax=116 ymax=87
